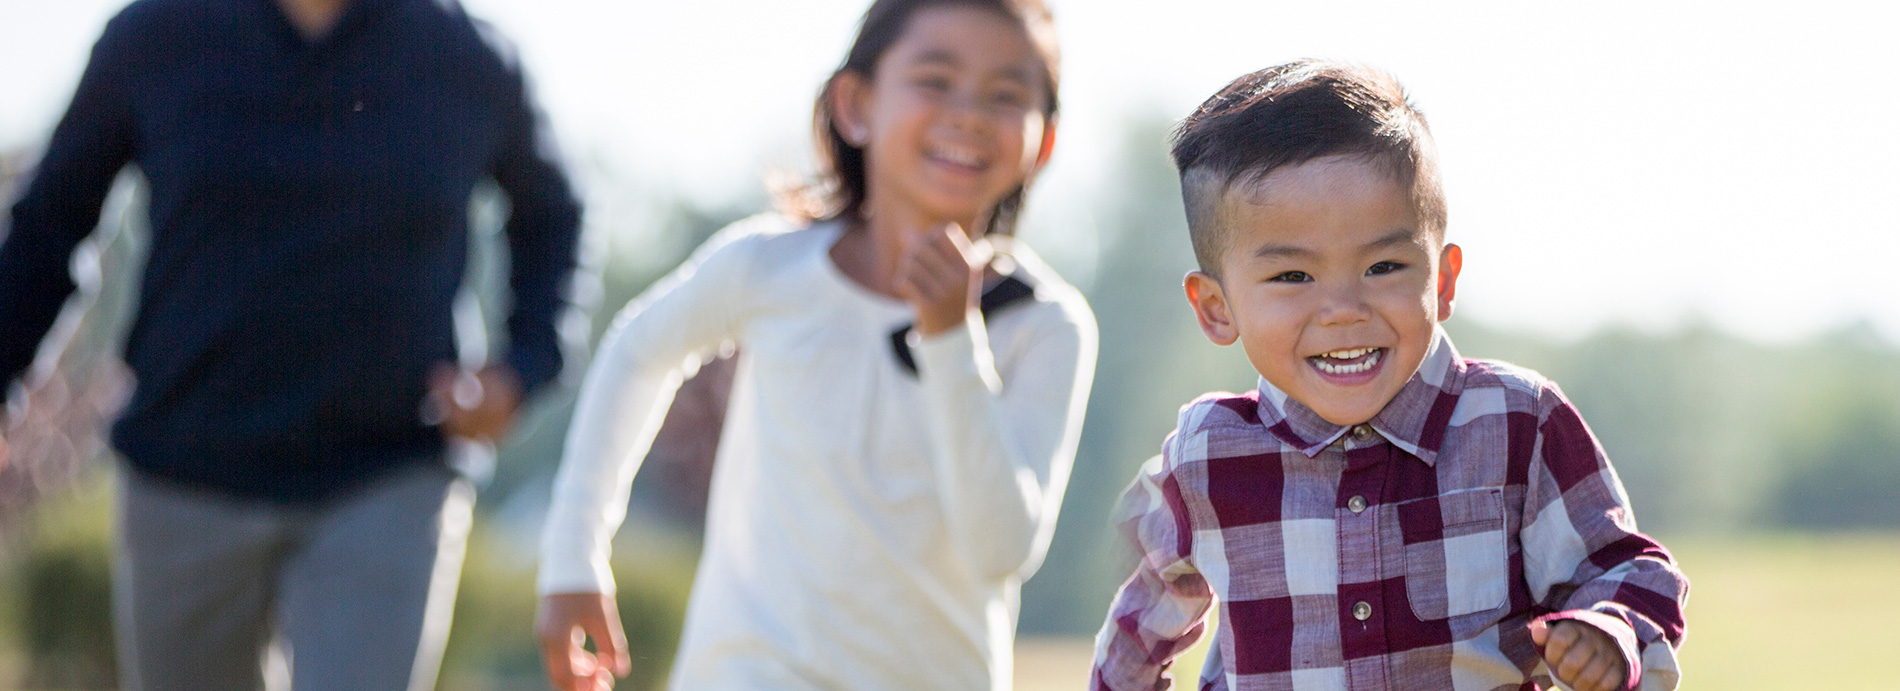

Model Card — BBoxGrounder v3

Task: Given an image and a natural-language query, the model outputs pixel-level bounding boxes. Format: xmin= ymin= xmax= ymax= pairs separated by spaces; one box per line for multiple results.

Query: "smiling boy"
xmin=1089 ymin=61 xmax=1688 ymax=691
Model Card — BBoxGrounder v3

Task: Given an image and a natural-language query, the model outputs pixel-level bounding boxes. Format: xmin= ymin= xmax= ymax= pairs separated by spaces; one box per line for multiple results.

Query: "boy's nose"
xmin=1315 ymin=285 xmax=1373 ymax=326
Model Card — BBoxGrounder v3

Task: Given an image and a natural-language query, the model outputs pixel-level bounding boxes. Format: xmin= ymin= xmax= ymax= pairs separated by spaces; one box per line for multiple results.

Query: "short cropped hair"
xmin=1172 ymin=60 xmax=1445 ymax=275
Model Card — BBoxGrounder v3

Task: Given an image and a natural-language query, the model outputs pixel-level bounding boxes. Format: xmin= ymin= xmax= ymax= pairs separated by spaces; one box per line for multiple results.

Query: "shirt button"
xmin=1351 ymin=425 xmax=1375 ymax=441
xmin=1348 ymin=495 xmax=1368 ymax=514
xmin=1352 ymin=601 xmax=1372 ymax=621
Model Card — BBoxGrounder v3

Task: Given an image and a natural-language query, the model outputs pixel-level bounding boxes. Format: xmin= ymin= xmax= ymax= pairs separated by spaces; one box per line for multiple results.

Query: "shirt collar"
xmin=1253 ymin=327 xmax=1468 ymax=465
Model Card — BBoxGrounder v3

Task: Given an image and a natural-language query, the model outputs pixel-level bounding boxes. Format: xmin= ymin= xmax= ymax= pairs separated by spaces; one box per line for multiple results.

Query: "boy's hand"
xmin=426 ymin=364 xmax=522 ymax=443
xmin=893 ymin=223 xmax=990 ymax=337
xmin=536 ymin=592 xmax=631 ymax=691
xmin=1530 ymin=618 xmax=1628 ymax=691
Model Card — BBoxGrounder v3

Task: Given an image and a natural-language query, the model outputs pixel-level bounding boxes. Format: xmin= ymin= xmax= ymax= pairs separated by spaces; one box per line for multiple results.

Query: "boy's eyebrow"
xmin=1251 ymin=229 xmax=1423 ymax=260
xmin=1362 ymin=229 xmax=1424 ymax=251
xmin=1251 ymin=242 xmax=1317 ymax=260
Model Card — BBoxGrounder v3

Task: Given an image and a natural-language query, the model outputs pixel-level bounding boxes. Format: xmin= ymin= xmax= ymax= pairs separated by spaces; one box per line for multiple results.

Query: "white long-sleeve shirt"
xmin=539 ymin=215 xmax=1098 ymax=690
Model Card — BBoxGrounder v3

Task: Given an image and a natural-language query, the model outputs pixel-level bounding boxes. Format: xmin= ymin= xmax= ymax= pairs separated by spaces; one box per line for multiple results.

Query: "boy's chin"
xmin=1296 ymin=389 xmax=1396 ymax=427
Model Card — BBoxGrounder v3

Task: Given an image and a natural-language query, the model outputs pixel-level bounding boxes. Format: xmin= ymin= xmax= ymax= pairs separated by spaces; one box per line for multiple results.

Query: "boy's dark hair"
xmin=779 ymin=0 xmax=1060 ymax=237
xmin=1172 ymin=60 xmax=1444 ymax=274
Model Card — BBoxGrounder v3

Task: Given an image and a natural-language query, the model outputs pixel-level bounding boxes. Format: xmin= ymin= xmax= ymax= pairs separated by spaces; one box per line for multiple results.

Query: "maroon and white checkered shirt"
xmin=1091 ymin=331 xmax=1688 ymax=691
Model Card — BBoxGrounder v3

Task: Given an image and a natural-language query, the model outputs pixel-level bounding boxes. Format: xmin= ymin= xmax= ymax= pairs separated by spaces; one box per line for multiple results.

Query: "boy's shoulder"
xmin=1453 ymin=357 xmax=1566 ymax=419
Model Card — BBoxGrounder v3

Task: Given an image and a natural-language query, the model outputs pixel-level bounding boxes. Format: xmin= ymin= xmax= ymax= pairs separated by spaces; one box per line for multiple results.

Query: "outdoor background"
xmin=2 ymin=0 xmax=1898 ymax=689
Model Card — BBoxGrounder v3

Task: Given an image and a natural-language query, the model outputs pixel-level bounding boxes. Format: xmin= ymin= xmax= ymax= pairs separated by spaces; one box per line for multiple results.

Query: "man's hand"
xmin=1530 ymin=618 xmax=1629 ymax=691
xmin=892 ymin=223 xmax=989 ymax=337
xmin=427 ymin=364 xmax=522 ymax=443
xmin=536 ymin=592 xmax=631 ymax=691
xmin=0 ymin=429 xmax=9 ymax=473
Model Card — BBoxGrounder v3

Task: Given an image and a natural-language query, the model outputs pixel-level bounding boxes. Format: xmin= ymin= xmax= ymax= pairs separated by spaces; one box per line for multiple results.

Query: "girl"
xmin=535 ymin=1 xmax=1094 ymax=689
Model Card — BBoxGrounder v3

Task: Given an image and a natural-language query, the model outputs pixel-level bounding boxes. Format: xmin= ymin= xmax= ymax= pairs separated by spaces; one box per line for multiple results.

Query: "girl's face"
xmin=836 ymin=5 xmax=1055 ymax=229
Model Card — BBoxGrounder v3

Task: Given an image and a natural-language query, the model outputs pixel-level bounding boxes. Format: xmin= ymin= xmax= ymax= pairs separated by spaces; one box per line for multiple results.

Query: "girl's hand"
xmin=894 ymin=223 xmax=990 ymax=336
xmin=536 ymin=592 xmax=631 ymax=691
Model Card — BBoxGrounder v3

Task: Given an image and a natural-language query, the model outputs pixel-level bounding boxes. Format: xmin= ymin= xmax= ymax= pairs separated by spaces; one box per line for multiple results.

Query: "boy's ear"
xmin=1184 ymin=271 xmax=1239 ymax=346
xmin=1436 ymin=242 xmax=1463 ymax=321
xmin=828 ymin=72 xmax=871 ymax=147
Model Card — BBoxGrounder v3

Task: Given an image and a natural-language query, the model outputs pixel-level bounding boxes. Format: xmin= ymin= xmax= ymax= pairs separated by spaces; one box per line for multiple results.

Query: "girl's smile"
xmin=832 ymin=4 xmax=1053 ymax=230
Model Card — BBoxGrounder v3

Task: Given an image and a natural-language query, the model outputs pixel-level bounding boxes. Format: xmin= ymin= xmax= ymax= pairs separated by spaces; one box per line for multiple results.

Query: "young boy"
xmin=1089 ymin=61 xmax=1688 ymax=691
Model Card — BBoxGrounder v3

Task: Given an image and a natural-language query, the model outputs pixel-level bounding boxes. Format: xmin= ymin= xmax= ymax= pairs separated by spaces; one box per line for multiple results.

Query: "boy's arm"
xmin=1090 ymin=449 xmax=1215 ymax=691
xmin=1520 ymin=383 xmax=1690 ymax=691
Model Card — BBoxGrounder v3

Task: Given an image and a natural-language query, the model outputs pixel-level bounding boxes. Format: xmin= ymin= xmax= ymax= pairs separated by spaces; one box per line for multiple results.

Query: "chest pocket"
xmin=1397 ymin=487 xmax=1508 ymax=620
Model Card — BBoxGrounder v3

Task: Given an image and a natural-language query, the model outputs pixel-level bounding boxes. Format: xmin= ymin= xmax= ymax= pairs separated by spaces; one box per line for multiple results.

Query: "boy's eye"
xmin=1269 ymin=270 xmax=1311 ymax=283
xmin=1366 ymin=261 xmax=1404 ymax=276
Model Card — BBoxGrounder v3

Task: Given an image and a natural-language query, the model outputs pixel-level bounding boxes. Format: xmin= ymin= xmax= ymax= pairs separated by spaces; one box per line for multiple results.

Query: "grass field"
xmin=1014 ymin=533 xmax=1900 ymax=690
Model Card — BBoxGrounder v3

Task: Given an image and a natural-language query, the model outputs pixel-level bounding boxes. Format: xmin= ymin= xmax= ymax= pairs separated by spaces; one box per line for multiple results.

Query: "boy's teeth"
xmin=1318 ymin=347 xmax=1376 ymax=359
xmin=1311 ymin=348 xmax=1382 ymax=375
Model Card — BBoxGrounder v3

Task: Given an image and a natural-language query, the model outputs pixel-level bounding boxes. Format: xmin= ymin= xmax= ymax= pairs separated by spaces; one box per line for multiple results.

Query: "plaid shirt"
xmin=1091 ymin=330 xmax=1688 ymax=691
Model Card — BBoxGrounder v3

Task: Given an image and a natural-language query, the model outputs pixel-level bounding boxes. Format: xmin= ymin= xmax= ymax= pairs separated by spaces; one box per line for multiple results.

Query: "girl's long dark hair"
xmin=780 ymin=0 xmax=1060 ymax=237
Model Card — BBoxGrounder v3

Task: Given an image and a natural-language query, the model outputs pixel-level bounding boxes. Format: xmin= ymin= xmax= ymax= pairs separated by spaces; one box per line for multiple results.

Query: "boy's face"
xmin=1184 ymin=155 xmax=1462 ymax=426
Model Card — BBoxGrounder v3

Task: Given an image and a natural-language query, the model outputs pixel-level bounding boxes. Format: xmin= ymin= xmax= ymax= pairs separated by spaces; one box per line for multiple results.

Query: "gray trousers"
xmin=113 ymin=462 xmax=474 ymax=691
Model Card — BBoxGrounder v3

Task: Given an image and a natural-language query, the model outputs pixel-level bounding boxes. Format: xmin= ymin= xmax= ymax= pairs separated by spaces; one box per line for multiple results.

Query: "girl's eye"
xmin=1366 ymin=261 xmax=1404 ymax=276
xmin=914 ymin=75 xmax=952 ymax=92
xmin=988 ymin=89 xmax=1029 ymax=110
xmin=1269 ymin=271 xmax=1311 ymax=283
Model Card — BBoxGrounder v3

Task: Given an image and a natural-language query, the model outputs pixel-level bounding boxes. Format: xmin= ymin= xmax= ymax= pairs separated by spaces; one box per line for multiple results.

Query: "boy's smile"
xmin=1184 ymin=155 xmax=1462 ymax=426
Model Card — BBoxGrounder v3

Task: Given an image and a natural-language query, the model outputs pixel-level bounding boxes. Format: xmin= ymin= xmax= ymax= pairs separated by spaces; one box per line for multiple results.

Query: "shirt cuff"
xmin=537 ymin=526 xmax=618 ymax=596
xmin=1536 ymin=608 xmax=1642 ymax=691
xmin=912 ymin=317 xmax=1001 ymax=394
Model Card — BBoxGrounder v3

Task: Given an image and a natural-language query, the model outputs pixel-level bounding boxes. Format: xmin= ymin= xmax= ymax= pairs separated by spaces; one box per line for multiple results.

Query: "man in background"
xmin=0 ymin=0 xmax=584 ymax=687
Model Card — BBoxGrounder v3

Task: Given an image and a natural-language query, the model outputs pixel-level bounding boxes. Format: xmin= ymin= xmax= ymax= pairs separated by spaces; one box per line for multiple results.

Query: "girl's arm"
xmin=537 ymin=225 xmax=756 ymax=596
xmin=913 ymin=292 xmax=1098 ymax=581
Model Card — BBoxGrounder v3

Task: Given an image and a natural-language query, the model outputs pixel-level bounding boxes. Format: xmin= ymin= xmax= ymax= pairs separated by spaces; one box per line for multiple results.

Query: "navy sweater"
xmin=0 ymin=0 xmax=582 ymax=502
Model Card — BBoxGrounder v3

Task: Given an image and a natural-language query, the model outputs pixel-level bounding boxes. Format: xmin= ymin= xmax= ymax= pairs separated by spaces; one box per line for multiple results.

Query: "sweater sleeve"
xmin=537 ymin=227 xmax=754 ymax=595
xmin=0 ymin=15 xmax=139 ymax=387
xmin=486 ymin=41 xmax=583 ymax=397
xmin=910 ymin=290 xmax=1097 ymax=581
xmin=1520 ymin=382 xmax=1690 ymax=691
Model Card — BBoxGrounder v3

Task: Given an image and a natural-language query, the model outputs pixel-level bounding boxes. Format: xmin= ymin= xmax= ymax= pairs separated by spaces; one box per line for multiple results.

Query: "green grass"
xmin=1670 ymin=533 xmax=1900 ymax=690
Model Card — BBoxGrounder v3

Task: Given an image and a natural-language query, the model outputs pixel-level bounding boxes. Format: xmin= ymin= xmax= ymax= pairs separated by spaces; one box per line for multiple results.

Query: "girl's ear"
xmin=828 ymin=72 xmax=872 ymax=147
xmin=1031 ymin=115 xmax=1058 ymax=173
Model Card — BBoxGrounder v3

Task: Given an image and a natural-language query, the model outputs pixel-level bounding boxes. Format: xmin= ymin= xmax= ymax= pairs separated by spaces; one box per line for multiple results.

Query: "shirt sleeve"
xmin=0 ymin=16 xmax=140 ymax=387
xmin=1089 ymin=438 xmax=1216 ymax=690
xmin=911 ymin=290 xmax=1097 ymax=581
xmin=536 ymin=227 xmax=753 ymax=595
xmin=486 ymin=44 xmax=584 ymax=398
xmin=1519 ymin=382 xmax=1690 ymax=691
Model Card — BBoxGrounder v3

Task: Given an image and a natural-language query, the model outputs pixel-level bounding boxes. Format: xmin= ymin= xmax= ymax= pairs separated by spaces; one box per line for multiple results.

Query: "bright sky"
xmin=3 ymin=0 xmax=1897 ymax=344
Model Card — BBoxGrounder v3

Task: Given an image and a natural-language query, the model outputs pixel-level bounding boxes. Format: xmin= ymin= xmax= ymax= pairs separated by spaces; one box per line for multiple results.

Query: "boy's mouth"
xmin=1308 ymin=347 xmax=1383 ymax=376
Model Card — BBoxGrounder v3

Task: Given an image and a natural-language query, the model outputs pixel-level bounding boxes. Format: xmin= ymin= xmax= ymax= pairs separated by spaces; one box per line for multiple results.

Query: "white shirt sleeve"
xmin=912 ymin=294 xmax=1099 ymax=581
xmin=537 ymin=228 xmax=755 ymax=595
